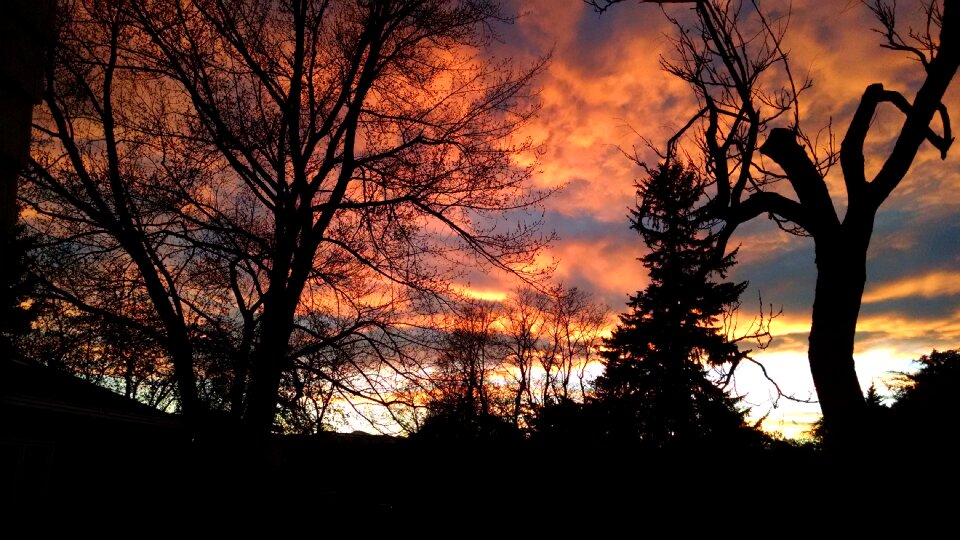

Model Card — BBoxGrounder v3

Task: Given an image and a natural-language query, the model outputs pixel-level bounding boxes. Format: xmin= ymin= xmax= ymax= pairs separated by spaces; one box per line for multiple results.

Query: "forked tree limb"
xmin=758 ymin=128 xmax=839 ymax=235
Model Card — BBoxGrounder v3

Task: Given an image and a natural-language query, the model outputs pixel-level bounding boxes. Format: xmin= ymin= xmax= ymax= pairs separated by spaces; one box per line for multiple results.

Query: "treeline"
xmin=414 ymin=285 xmax=607 ymax=437
xmin=12 ymin=264 xmax=611 ymax=436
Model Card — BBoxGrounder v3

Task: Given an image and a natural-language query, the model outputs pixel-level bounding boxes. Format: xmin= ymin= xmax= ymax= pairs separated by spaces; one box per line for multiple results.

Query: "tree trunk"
xmin=512 ymin=363 xmax=526 ymax=427
xmin=244 ymin=325 xmax=288 ymax=435
xmin=243 ymin=290 xmax=299 ymax=435
xmin=229 ymin=330 xmax=253 ymax=421
xmin=169 ymin=338 xmax=201 ymax=421
xmin=808 ymin=229 xmax=871 ymax=449
xmin=0 ymin=0 xmax=55 ymax=235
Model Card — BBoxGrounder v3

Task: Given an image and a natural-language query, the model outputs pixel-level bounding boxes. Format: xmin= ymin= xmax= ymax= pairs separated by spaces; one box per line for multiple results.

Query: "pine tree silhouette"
xmin=595 ymin=161 xmax=749 ymax=447
xmin=1 ymin=226 xmax=39 ymax=359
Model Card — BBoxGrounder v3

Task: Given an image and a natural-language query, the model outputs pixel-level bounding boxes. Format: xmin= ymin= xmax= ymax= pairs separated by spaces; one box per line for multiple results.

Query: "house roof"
xmin=1 ymin=359 xmax=183 ymax=429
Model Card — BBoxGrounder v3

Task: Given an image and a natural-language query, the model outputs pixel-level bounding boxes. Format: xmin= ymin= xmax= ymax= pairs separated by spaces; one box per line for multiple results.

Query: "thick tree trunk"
xmin=243 ymin=290 xmax=299 ymax=435
xmin=244 ymin=324 xmax=289 ymax=435
xmin=808 ymin=230 xmax=871 ymax=448
xmin=168 ymin=335 xmax=201 ymax=421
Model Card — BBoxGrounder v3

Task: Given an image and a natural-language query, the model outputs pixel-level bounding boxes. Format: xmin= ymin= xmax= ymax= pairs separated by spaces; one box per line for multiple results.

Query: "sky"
xmin=464 ymin=0 xmax=960 ymax=438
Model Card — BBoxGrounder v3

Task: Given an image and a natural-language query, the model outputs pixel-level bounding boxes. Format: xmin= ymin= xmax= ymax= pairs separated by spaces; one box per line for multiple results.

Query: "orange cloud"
xmin=863 ymin=271 xmax=960 ymax=303
xmin=462 ymin=288 xmax=509 ymax=302
xmin=857 ymin=310 xmax=960 ymax=345
xmin=548 ymin=238 xmax=647 ymax=300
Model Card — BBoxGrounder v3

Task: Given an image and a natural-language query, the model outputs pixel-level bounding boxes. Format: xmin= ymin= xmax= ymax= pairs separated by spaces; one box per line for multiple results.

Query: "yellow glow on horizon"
xmin=462 ymin=288 xmax=509 ymax=302
xmin=773 ymin=319 xmax=811 ymax=336
xmin=760 ymin=410 xmax=822 ymax=441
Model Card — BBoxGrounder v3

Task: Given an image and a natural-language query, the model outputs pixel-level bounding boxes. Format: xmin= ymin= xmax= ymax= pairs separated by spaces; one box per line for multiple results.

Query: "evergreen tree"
xmin=595 ymin=161 xmax=749 ymax=447
xmin=888 ymin=349 xmax=960 ymax=448
xmin=1 ymin=226 xmax=39 ymax=360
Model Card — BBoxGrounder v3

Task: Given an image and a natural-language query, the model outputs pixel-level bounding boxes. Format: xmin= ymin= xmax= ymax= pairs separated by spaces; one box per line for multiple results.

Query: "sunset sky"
xmin=464 ymin=0 xmax=960 ymax=437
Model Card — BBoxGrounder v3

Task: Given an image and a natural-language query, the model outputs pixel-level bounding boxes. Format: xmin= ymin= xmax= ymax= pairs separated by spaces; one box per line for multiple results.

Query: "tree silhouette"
xmin=1 ymin=228 xmax=39 ymax=358
xmin=813 ymin=350 xmax=960 ymax=450
xmin=891 ymin=350 xmax=960 ymax=409
xmin=23 ymin=0 xmax=217 ymax=420
xmin=539 ymin=285 xmax=607 ymax=405
xmin=501 ymin=287 xmax=549 ymax=427
xmin=594 ymin=161 xmax=749 ymax=448
xmin=416 ymin=301 xmax=518 ymax=440
xmin=593 ymin=0 xmax=960 ymax=448
xmin=23 ymin=0 xmax=551 ymax=434
xmin=129 ymin=0 xmax=550 ymax=435
xmin=888 ymin=349 xmax=960 ymax=448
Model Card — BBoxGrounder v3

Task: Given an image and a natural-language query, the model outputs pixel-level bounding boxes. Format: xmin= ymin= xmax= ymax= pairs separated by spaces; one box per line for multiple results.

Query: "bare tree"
xmin=22 ymin=0 xmax=551 ymax=437
xmin=502 ymin=286 xmax=548 ymax=426
xmin=127 ymin=0 xmax=551 ymax=434
xmin=417 ymin=285 xmax=608 ymax=434
xmin=23 ymin=0 xmax=209 ymax=419
xmin=593 ymin=0 xmax=960 ymax=447
xmin=544 ymin=285 xmax=606 ymax=402
xmin=499 ymin=285 xmax=608 ymax=427
xmin=431 ymin=301 xmax=506 ymax=415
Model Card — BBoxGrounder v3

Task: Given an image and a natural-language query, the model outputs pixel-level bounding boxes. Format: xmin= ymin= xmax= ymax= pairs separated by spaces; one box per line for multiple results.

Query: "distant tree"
xmin=812 ymin=351 xmax=960 ymax=449
xmin=540 ymin=285 xmax=607 ymax=404
xmin=21 ymin=306 xmax=179 ymax=409
xmin=810 ymin=382 xmax=890 ymax=445
xmin=496 ymin=285 xmax=608 ymax=430
xmin=891 ymin=350 xmax=960 ymax=407
xmin=594 ymin=161 xmax=751 ymax=448
xmin=418 ymin=285 xmax=608 ymax=439
xmin=417 ymin=300 xmax=519 ymax=440
xmin=501 ymin=287 xmax=549 ymax=427
xmin=429 ymin=311 xmax=500 ymax=420
xmin=888 ymin=349 xmax=960 ymax=447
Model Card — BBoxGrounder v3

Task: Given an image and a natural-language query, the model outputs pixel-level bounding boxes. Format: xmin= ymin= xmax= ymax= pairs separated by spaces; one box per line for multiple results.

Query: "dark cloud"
xmin=729 ymin=221 xmax=818 ymax=316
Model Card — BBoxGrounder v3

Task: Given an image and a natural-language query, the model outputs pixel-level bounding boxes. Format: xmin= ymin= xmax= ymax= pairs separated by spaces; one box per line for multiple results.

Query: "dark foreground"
xmin=7 ymin=427 xmax=957 ymax=532
xmin=4 ymin=361 xmax=957 ymax=531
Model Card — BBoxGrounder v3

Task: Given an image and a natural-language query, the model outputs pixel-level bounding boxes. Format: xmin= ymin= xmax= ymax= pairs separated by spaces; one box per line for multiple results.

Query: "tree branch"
xmin=759 ymin=128 xmax=838 ymax=235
